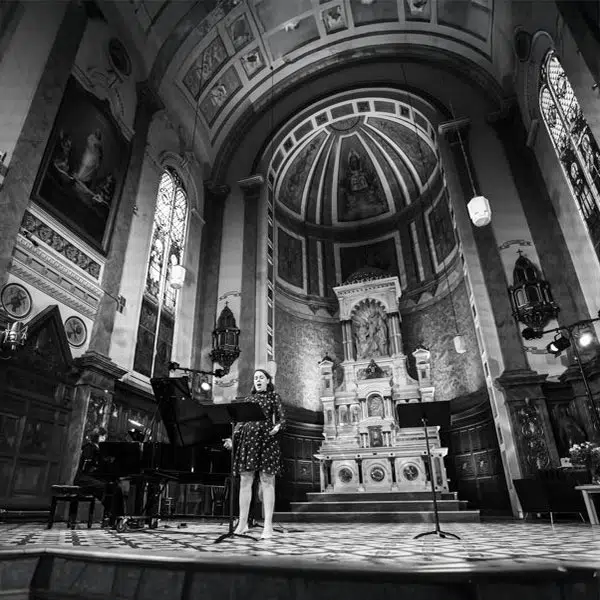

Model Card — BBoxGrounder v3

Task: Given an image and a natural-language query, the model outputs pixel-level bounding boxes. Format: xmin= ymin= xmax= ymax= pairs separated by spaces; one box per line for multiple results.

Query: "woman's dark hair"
xmin=89 ymin=427 xmax=107 ymax=444
xmin=251 ymin=369 xmax=275 ymax=393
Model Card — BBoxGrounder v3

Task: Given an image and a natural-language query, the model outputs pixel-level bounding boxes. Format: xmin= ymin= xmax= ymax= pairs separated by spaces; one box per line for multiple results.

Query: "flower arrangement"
xmin=569 ymin=442 xmax=600 ymax=480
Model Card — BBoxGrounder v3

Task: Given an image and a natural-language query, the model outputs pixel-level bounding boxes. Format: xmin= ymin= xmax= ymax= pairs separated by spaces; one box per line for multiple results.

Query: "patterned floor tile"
xmin=0 ymin=521 xmax=599 ymax=570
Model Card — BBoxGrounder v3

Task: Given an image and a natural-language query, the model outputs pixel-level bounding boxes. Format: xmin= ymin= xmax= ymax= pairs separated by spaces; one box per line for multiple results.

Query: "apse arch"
xmin=212 ymin=50 xmax=504 ymax=186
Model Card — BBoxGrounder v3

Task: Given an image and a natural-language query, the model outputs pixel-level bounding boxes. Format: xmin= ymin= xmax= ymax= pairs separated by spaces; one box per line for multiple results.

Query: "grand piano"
xmin=97 ymin=376 xmax=231 ymax=518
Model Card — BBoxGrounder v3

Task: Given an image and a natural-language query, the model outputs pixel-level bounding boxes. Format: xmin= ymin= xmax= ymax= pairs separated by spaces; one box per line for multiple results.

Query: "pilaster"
xmin=0 ymin=1 xmax=87 ymax=287
xmin=238 ymin=174 xmax=263 ymax=388
xmin=64 ymin=351 xmax=127 ymax=485
xmin=195 ymin=182 xmax=230 ymax=373
xmin=496 ymin=370 xmax=559 ymax=480
xmin=88 ymin=82 xmax=164 ymax=356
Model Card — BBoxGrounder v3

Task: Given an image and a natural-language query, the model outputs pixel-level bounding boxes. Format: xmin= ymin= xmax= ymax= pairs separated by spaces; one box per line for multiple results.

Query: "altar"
xmin=315 ymin=270 xmax=450 ymax=495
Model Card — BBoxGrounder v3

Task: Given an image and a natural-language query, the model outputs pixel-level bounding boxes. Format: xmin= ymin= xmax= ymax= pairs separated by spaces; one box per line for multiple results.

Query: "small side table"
xmin=575 ymin=484 xmax=600 ymax=525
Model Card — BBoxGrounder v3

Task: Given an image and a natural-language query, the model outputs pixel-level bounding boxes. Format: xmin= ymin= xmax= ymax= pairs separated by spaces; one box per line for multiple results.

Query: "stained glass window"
xmin=134 ymin=170 xmax=188 ymax=377
xmin=540 ymin=51 xmax=600 ymax=259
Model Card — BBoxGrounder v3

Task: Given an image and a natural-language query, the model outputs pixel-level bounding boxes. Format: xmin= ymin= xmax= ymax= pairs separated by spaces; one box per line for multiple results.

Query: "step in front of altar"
xmin=275 ymin=490 xmax=480 ymax=523
xmin=274 ymin=510 xmax=480 ymax=523
xmin=290 ymin=499 xmax=466 ymax=513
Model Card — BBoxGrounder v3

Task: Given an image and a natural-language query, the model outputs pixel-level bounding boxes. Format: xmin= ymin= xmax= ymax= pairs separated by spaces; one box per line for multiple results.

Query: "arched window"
xmin=133 ymin=170 xmax=188 ymax=378
xmin=539 ymin=51 xmax=600 ymax=258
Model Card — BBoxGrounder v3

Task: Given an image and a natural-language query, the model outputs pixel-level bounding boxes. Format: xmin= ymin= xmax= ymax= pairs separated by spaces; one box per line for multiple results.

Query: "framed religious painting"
xmin=32 ymin=76 xmax=130 ymax=253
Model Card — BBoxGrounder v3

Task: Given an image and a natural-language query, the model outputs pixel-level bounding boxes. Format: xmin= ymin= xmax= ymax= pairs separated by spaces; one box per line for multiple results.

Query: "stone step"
xmin=274 ymin=510 xmax=480 ymax=523
xmin=290 ymin=499 xmax=466 ymax=513
xmin=305 ymin=491 xmax=458 ymax=502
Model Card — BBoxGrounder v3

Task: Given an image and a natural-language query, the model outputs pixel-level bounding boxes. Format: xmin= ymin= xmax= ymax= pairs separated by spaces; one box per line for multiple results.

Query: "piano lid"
xmin=150 ymin=377 xmax=231 ymax=446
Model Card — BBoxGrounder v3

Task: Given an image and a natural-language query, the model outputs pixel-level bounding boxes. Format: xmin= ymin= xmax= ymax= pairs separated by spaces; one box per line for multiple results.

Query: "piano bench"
xmin=47 ymin=485 xmax=96 ymax=530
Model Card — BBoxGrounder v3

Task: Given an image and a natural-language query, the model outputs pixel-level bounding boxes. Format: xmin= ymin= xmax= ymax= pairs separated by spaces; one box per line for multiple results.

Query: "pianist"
xmin=74 ymin=427 xmax=126 ymax=527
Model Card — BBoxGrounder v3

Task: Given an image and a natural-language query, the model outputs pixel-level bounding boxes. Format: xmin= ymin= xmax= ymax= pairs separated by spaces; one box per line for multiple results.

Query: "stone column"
xmin=88 ymin=82 xmax=163 ymax=356
xmin=238 ymin=175 xmax=263 ymax=387
xmin=319 ymin=461 xmax=327 ymax=492
xmin=487 ymin=106 xmax=591 ymax=328
xmin=387 ymin=312 xmax=402 ymax=355
xmin=341 ymin=320 xmax=353 ymax=360
xmin=438 ymin=118 xmax=531 ymax=515
xmin=0 ymin=1 xmax=87 ymax=288
xmin=63 ymin=352 xmax=127 ymax=485
xmin=193 ymin=183 xmax=230 ymax=371
xmin=445 ymin=122 xmax=530 ymax=373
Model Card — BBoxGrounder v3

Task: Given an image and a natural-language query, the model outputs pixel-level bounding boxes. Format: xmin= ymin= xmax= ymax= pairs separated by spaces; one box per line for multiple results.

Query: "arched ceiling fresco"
xmin=269 ymin=89 xmax=439 ymax=227
xmin=110 ymin=0 xmax=507 ymax=163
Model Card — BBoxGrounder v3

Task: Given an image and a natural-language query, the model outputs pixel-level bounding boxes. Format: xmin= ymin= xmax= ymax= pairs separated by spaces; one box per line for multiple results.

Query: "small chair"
xmin=47 ymin=485 xmax=96 ymax=529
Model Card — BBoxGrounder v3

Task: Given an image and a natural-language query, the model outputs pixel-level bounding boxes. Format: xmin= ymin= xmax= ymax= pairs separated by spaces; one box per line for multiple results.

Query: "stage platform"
xmin=0 ymin=520 xmax=599 ymax=599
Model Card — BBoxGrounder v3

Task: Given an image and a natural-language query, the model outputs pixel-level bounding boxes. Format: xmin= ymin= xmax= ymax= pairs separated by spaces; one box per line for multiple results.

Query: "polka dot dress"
xmin=233 ymin=391 xmax=285 ymax=476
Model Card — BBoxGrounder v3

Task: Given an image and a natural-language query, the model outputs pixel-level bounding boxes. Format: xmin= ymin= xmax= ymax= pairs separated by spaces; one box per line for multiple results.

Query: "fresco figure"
xmin=339 ymin=149 xmax=385 ymax=221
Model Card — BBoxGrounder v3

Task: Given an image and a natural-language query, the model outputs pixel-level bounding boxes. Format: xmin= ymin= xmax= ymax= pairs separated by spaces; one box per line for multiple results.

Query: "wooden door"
xmin=0 ymin=306 xmax=75 ymax=510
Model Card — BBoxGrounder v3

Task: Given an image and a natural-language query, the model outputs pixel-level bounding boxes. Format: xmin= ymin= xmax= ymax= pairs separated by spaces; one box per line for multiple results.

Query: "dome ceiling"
xmin=270 ymin=91 xmax=439 ymax=227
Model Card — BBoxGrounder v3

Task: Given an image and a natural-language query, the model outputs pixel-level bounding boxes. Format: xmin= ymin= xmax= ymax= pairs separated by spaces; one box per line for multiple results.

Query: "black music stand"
xmin=396 ymin=400 xmax=459 ymax=541
xmin=212 ymin=401 xmax=266 ymax=544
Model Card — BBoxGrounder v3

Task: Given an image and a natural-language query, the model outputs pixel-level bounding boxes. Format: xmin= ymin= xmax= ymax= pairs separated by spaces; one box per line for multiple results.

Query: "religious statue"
xmin=352 ymin=302 xmax=389 ymax=359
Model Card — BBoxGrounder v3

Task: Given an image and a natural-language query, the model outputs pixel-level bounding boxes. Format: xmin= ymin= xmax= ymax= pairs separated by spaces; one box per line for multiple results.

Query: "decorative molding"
xmin=11 ymin=237 xmax=103 ymax=319
xmin=334 ymin=276 xmax=401 ymax=320
xmin=497 ymin=239 xmax=533 ymax=250
xmin=21 ymin=211 xmax=102 ymax=280
xmin=15 ymin=235 xmax=102 ymax=295
xmin=238 ymin=174 xmax=264 ymax=191
xmin=438 ymin=117 xmax=471 ymax=137
xmin=218 ymin=290 xmax=241 ymax=301
xmin=75 ymin=350 xmax=128 ymax=382
xmin=71 ymin=65 xmax=135 ymax=141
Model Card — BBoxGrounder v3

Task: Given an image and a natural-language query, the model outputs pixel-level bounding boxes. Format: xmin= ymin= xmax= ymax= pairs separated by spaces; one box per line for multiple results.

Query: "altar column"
xmin=387 ymin=312 xmax=402 ymax=355
xmin=341 ymin=320 xmax=354 ymax=360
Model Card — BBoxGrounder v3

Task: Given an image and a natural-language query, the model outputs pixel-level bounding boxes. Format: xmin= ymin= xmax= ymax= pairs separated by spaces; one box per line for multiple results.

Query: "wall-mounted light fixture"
xmin=170 ymin=264 xmax=186 ymax=290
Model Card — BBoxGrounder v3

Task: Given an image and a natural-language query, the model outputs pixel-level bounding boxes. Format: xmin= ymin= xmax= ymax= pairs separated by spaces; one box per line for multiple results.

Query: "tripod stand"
xmin=213 ymin=401 xmax=266 ymax=544
xmin=397 ymin=400 xmax=459 ymax=541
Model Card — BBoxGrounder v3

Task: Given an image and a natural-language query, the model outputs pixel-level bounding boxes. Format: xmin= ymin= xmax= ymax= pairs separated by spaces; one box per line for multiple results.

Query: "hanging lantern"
xmin=508 ymin=253 xmax=559 ymax=331
xmin=209 ymin=304 xmax=241 ymax=375
xmin=170 ymin=264 xmax=186 ymax=289
xmin=453 ymin=334 xmax=466 ymax=354
xmin=467 ymin=195 xmax=492 ymax=227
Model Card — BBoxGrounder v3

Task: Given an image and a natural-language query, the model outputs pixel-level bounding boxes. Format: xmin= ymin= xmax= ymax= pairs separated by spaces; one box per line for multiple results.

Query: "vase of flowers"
xmin=569 ymin=441 xmax=600 ymax=483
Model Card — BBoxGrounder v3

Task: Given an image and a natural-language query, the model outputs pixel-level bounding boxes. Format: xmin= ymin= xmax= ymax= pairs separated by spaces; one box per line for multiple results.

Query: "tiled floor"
xmin=1 ymin=520 xmax=600 ymax=571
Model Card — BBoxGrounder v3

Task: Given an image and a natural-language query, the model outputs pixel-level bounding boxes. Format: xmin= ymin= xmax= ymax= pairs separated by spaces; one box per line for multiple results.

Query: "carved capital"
xmin=205 ymin=181 xmax=231 ymax=200
xmin=437 ymin=117 xmax=471 ymax=138
xmin=238 ymin=174 xmax=264 ymax=195
xmin=75 ymin=350 xmax=127 ymax=389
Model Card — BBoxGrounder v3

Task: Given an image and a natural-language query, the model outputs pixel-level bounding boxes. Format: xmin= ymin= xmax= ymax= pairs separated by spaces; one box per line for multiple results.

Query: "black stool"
xmin=47 ymin=485 xmax=95 ymax=529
